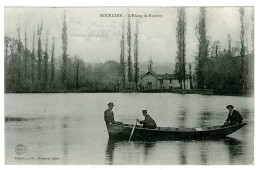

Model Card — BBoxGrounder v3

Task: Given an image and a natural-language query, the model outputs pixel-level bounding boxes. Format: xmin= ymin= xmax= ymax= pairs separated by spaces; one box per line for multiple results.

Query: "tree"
xmin=76 ymin=61 xmax=80 ymax=90
xmin=50 ymin=37 xmax=55 ymax=88
xmin=175 ymin=7 xmax=187 ymax=89
xmin=133 ymin=19 xmax=140 ymax=89
xmin=188 ymin=63 xmax=193 ymax=89
xmin=120 ymin=18 xmax=126 ymax=90
xmin=208 ymin=40 xmax=221 ymax=89
xmin=31 ymin=31 xmax=36 ymax=88
xmin=4 ymin=35 xmax=10 ymax=91
xmin=37 ymin=22 xmax=43 ymax=89
xmin=232 ymin=41 xmax=240 ymax=55
xmin=4 ymin=35 xmax=9 ymax=63
xmin=43 ymin=29 xmax=49 ymax=89
xmin=251 ymin=8 xmax=254 ymax=55
xmin=9 ymin=38 xmax=18 ymax=91
xmin=210 ymin=40 xmax=221 ymax=58
xmin=239 ymin=7 xmax=246 ymax=89
xmin=24 ymin=26 xmax=28 ymax=80
xmin=62 ymin=11 xmax=68 ymax=88
xmin=127 ymin=15 xmax=133 ymax=88
xmin=227 ymin=34 xmax=232 ymax=55
xmin=16 ymin=20 xmax=22 ymax=90
xmin=196 ymin=7 xmax=209 ymax=89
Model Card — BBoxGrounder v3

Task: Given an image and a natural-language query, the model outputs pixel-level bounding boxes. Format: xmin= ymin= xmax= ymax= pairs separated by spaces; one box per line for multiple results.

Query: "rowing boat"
xmin=106 ymin=122 xmax=247 ymax=140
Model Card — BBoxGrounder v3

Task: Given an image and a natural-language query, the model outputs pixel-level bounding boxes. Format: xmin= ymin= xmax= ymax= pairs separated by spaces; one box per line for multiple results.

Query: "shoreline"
xmin=4 ymin=89 xmax=254 ymax=97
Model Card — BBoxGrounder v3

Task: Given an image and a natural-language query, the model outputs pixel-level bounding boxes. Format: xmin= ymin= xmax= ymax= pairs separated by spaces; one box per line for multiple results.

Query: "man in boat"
xmin=137 ymin=110 xmax=157 ymax=129
xmin=104 ymin=102 xmax=123 ymax=125
xmin=224 ymin=105 xmax=243 ymax=126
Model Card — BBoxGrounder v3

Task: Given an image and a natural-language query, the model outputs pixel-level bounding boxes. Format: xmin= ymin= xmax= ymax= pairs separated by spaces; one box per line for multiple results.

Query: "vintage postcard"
xmin=4 ymin=6 xmax=254 ymax=165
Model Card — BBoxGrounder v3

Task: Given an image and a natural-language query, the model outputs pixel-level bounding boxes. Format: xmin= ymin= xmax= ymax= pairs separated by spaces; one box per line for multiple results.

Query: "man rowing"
xmin=137 ymin=110 xmax=157 ymax=129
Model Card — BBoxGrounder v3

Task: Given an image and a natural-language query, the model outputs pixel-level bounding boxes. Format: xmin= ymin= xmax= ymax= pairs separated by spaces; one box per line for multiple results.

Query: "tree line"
xmin=174 ymin=7 xmax=254 ymax=93
xmin=4 ymin=8 xmax=254 ymax=94
xmin=4 ymin=12 xmax=123 ymax=93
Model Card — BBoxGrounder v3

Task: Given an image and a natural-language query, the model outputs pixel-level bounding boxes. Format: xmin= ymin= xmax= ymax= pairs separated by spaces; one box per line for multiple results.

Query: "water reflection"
xmin=105 ymin=139 xmax=116 ymax=164
xmin=197 ymin=110 xmax=214 ymax=165
xmin=178 ymin=141 xmax=187 ymax=164
xmin=144 ymin=142 xmax=155 ymax=157
xmin=5 ymin=93 xmax=253 ymax=164
xmin=144 ymin=142 xmax=156 ymax=163
xmin=61 ymin=117 xmax=70 ymax=164
xmin=198 ymin=111 xmax=213 ymax=127
xmin=199 ymin=142 xmax=209 ymax=165
xmin=105 ymin=139 xmax=157 ymax=165
xmin=177 ymin=107 xmax=187 ymax=127
xmin=223 ymin=137 xmax=244 ymax=164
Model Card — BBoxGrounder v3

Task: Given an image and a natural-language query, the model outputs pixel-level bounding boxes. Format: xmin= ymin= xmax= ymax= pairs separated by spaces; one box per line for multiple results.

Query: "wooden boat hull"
xmin=106 ymin=123 xmax=247 ymax=140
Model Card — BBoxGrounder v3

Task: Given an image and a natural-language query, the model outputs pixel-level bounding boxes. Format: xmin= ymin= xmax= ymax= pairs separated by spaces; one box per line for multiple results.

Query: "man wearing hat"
xmin=104 ymin=102 xmax=122 ymax=125
xmin=224 ymin=105 xmax=243 ymax=126
xmin=137 ymin=110 xmax=157 ymax=129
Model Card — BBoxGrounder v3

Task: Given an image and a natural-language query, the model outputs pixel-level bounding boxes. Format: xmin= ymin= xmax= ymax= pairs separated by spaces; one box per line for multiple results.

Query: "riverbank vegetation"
xmin=4 ymin=8 xmax=254 ymax=95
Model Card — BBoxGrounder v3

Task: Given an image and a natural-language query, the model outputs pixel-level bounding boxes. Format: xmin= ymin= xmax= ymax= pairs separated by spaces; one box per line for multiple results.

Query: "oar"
xmin=128 ymin=120 xmax=138 ymax=141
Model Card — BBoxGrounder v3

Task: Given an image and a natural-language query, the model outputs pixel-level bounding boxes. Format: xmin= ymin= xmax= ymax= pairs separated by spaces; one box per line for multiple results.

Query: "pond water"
xmin=5 ymin=93 xmax=254 ymax=164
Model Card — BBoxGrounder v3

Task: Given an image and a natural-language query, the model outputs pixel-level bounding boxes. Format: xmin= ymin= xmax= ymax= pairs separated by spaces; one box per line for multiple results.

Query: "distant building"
xmin=140 ymin=70 xmax=190 ymax=90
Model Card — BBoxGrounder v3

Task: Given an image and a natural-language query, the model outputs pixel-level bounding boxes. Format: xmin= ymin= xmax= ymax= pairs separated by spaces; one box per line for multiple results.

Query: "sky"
xmin=4 ymin=7 xmax=254 ymax=63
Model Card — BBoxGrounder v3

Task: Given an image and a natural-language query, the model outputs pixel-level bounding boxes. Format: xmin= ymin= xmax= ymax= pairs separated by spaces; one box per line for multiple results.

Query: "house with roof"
xmin=140 ymin=70 xmax=191 ymax=90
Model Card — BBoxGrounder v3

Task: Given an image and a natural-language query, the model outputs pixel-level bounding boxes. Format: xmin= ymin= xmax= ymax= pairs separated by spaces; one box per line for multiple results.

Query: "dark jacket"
xmin=140 ymin=114 xmax=157 ymax=129
xmin=226 ymin=110 xmax=243 ymax=125
xmin=104 ymin=109 xmax=115 ymax=125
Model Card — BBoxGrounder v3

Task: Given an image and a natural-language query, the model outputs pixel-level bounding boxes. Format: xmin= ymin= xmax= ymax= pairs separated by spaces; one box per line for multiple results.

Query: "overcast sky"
xmin=4 ymin=7 xmax=253 ymax=63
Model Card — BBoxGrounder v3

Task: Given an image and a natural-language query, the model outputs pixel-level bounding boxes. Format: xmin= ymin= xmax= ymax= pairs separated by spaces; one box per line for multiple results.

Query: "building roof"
xmin=141 ymin=70 xmax=161 ymax=79
xmin=157 ymin=73 xmax=177 ymax=80
xmin=141 ymin=70 xmax=190 ymax=80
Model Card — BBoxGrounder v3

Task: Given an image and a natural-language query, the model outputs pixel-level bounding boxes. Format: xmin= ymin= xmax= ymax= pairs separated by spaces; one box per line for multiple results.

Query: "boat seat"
xmin=158 ymin=127 xmax=196 ymax=132
xmin=178 ymin=127 xmax=196 ymax=132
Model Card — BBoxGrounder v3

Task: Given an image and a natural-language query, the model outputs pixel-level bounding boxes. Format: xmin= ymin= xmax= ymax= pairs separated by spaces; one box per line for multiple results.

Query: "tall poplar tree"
xmin=62 ymin=11 xmax=68 ymax=88
xmin=196 ymin=7 xmax=208 ymax=89
xmin=251 ymin=8 xmax=254 ymax=55
xmin=24 ymin=26 xmax=28 ymax=80
xmin=31 ymin=31 xmax=36 ymax=87
xmin=120 ymin=18 xmax=126 ymax=90
xmin=133 ymin=19 xmax=140 ymax=89
xmin=127 ymin=15 xmax=133 ymax=88
xmin=175 ymin=7 xmax=187 ymax=89
xmin=37 ymin=22 xmax=43 ymax=88
xmin=43 ymin=29 xmax=49 ymax=89
xmin=16 ymin=20 xmax=22 ymax=89
xmin=239 ymin=7 xmax=245 ymax=89
xmin=50 ymin=37 xmax=55 ymax=87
